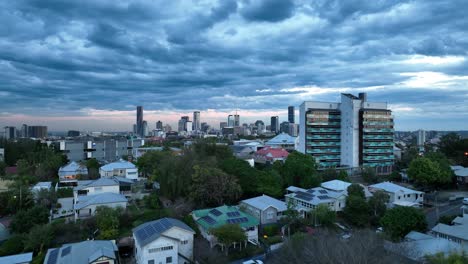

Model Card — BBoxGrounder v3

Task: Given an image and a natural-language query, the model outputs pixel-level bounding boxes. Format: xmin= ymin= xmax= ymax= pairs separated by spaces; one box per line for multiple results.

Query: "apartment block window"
xmin=398 ymin=196 xmax=400 ymax=199
xmin=148 ymin=246 xmax=173 ymax=253
xmin=166 ymin=257 xmax=172 ymax=263
xmin=180 ymin=240 xmax=188 ymax=245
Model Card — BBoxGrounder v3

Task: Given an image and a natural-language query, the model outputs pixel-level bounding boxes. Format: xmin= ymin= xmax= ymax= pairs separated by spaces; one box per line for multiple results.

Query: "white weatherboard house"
xmin=285 ymin=186 xmax=347 ymax=217
xmin=369 ymin=182 xmax=424 ymax=207
xmin=133 ymin=218 xmax=195 ymax=264
xmin=58 ymin=161 xmax=88 ymax=184
xmin=100 ymin=159 xmax=138 ymax=180
xmin=0 ymin=252 xmax=33 ymax=264
xmin=44 ymin=240 xmax=119 ymax=264
xmin=321 ymin=180 xmax=373 ymax=199
xmin=73 ymin=178 xmax=127 ymax=220
xmin=240 ymin=195 xmax=287 ymax=225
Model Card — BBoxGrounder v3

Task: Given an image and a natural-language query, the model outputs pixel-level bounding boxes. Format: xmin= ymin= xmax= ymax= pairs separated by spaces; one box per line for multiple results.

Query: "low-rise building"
xmin=431 ymin=206 xmax=468 ymax=247
xmin=58 ymin=161 xmax=88 ymax=186
xmin=265 ymin=133 xmax=298 ymax=151
xmin=0 ymin=252 xmax=33 ymax=264
xmin=32 ymin=181 xmax=53 ymax=194
xmin=253 ymin=146 xmax=289 ymax=164
xmin=321 ymin=180 xmax=373 ymax=199
xmin=44 ymin=240 xmax=119 ymax=264
xmin=192 ymin=205 xmax=259 ymax=248
xmin=285 ymin=186 xmax=347 ymax=217
xmin=133 ymin=218 xmax=195 ymax=264
xmin=100 ymin=159 xmax=138 ymax=180
xmin=240 ymin=195 xmax=287 ymax=225
xmin=369 ymin=182 xmax=424 ymax=207
xmin=451 ymin=166 xmax=468 ymax=185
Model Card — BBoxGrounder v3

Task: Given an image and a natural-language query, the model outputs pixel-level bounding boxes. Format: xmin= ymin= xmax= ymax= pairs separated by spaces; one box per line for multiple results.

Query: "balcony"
xmin=307 ymin=128 xmax=341 ymax=133
xmin=307 ymin=135 xmax=340 ymax=140
xmin=363 ymin=161 xmax=394 ymax=167
xmin=362 ymin=121 xmax=394 ymax=126
xmin=363 ymin=149 xmax=393 ymax=154
xmin=307 ymin=148 xmax=340 ymax=154
xmin=363 ymin=135 xmax=393 ymax=140
xmin=363 ymin=128 xmax=394 ymax=133
xmin=363 ymin=155 xmax=395 ymax=161
xmin=307 ymin=142 xmax=340 ymax=147
xmin=363 ymin=142 xmax=394 ymax=147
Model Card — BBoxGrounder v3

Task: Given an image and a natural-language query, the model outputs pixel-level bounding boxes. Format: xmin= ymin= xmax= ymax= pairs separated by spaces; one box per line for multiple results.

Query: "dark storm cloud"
xmin=0 ymin=0 xmax=467 ymax=130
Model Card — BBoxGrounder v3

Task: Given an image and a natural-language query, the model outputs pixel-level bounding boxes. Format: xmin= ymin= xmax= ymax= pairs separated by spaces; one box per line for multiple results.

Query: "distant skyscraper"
xmin=156 ymin=121 xmax=163 ymax=130
xmin=186 ymin=121 xmax=193 ymax=132
xmin=178 ymin=119 xmax=185 ymax=132
xmin=133 ymin=124 xmax=137 ymax=134
xmin=4 ymin=126 xmax=16 ymax=140
xmin=417 ymin=130 xmax=426 ymax=146
xmin=181 ymin=116 xmax=190 ymax=131
xmin=228 ymin=115 xmax=234 ymax=127
xmin=136 ymin=106 xmax=143 ymax=137
xmin=234 ymin=114 xmax=240 ymax=127
xmin=202 ymin=122 xmax=210 ymax=132
xmin=28 ymin=126 xmax=47 ymax=138
xmin=21 ymin=124 xmax=28 ymax=137
xmin=255 ymin=120 xmax=265 ymax=133
xmin=289 ymin=123 xmax=298 ymax=137
xmin=142 ymin=121 xmax=148 ymax=137
xmin=220 ymin=122 xmax=227 ymax=129
xmin=288 ymin=106 xmax=295 ymax=123
xmin=68 ymin=130 xmax=80 ymax=137
xmin=270 ymin=116 xmax=279 ymax=133
xmin=193 ymin=111 xmax=201 ymax=131
xmin=280 ymin=121 xmax=290 ymax=134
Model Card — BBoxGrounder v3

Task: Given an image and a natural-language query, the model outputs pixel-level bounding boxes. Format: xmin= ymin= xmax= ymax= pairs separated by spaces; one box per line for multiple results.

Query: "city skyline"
xmin=0 ymin=0 xmax=467 ymax=131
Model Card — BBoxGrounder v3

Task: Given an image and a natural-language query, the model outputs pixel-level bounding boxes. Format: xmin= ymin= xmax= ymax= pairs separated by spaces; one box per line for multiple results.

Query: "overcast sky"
xmin=0 ymin=0 xmax=467 ymax=131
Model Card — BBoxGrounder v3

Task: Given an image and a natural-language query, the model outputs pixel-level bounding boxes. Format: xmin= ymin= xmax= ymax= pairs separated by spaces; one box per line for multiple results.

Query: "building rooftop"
xmin=266 ymin=133 xmax=297 ymax=145
xmin=58 ymin=161 xmax=88 ymax=176
xmin=255 ymin=146 xmax=289 ymax=160
xmin=241 ymin=195 xmax=287 ymax=212
xmin=432 ymin=223 xmax=468 ymax=241
xmin=44 ymin=240 xmax=117 ymax=264
xmin=454 ymin=168 xmax=468 ymax=177
xmin=74 ymin=192 xmax=127 ymax=210
xmin=133 ymin=218 xmax=195 ymax=248
xmin=320 ymin=180 xmax=351 ymax=192
xmin=193 ymin=205 xmax=259 ymax=230
xmin=450 ymin=165 xmax=465 ymax=171
xmin=75 ymin=178 xmax=119 ymax=191
xmin=100 ymin=159 xmax=136 ymax=171
xmin=286 ymin=186 xmax=345 ymax=205
xmin=0 ymin=252 xmax=33 ymax=264
xmin=369 ymin=182 xmax=423 ymax=195
xmin=33 ymin=181 xmax=52 ymax=189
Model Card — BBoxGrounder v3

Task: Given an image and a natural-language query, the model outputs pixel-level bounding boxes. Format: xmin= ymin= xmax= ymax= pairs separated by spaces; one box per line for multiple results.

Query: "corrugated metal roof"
xmin=370 ymin=182 xmax=422 ymax=195
xmin=241 ymin=195 xmax=287 ymax=212
xmin=44 ymin=240 xmax=117 ymax=264
xmin=193 ymin=205 xmax=259 ymax=230
xmin=100 ymin=159 xmax=136 ymax=171
xmin=74 ymin=192 xmax=127 ymax=210
xmin=0 ymin=252 xmax=33 ymax=264
xmin=133 ymin=218 xmax=195 ymax=247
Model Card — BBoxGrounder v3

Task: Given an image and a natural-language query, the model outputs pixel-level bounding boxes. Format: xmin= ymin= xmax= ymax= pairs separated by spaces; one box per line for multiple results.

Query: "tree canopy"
xmin=380 ymin=206 xmax=427 ymax=241
xmin=281 ymin=151 xmax=321 ymax=188
xmin=211 ymin=224 xmax=247 ymax=255
xmin=408 ymin=157 xmax=452 ymax=187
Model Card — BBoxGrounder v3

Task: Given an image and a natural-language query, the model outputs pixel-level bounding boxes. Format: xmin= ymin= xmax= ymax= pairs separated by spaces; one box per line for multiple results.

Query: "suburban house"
xmin=44 ymin=240 xmax=119 ymax=264
xmin=0 ymin=217 xmax=11 ymax=243
xmin=58 ymin=161 xmax=88 ymax=186
xmin=32 ymin=181 xmax=53 ymax=194
xmin=73 ymin=178 xmax=127 ymax=220
xmin=253 ymin=146 xmax=289 ymax=164
xmin=0 ymin=252 xmax=33 ymax=264
xmin=385 ymin=231 xmax=466 ymax=262
xmin=285 ymin=186 xmax=347 ymax=217
xmin=369 ymin=182 xmax=424 ymax=207
xmin=431 ymin=206 xmax=468 ymax=246
xmin=192 ymin=205 xmax=259 ymax=248
xmin=265 ymin=133 xmax=298 ymax=151
xmin=239 ymin=195 xmax=287 ymax=225
xmin=321 ymin=180 xmax=373 ymax=199
xmin=451 ymin=165 xmax=468 ymax=184
xmin=133 ymin=218 xmax=195 ymax=264
xmin=100 ymin=159 xmax=138 ymax=180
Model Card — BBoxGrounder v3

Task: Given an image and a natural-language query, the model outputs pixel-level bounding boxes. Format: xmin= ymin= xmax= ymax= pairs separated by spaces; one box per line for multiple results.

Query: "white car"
xmin=243 ymin=260 xmax=264 ymax=264
xmin=463 ymin=198 xmax=468 ymax=205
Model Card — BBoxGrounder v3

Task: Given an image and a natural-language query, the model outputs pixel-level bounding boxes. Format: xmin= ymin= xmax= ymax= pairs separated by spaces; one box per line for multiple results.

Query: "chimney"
xmin=358 ymin=93 xmax=367 ymax=101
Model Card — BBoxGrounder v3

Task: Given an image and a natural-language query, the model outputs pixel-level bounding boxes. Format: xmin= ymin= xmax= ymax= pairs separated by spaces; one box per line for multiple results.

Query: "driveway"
xmin=425 ymin=200 xmax=463 ymax=228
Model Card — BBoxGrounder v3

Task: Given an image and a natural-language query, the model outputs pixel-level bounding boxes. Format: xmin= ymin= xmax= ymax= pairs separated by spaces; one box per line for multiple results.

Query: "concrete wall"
xmin=340 ymin=95 xmax=361 ymax=168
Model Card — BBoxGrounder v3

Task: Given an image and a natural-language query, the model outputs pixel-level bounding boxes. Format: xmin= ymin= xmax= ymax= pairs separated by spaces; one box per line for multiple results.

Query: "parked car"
xmin=243 ymin=260 xmax=264 ymax=264
xmin=463 ymin=198 xmax=468 ymax=205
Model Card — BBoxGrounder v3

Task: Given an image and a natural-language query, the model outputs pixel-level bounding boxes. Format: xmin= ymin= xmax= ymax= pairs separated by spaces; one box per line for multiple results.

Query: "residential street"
xmin=425 ymin=200 xmax=463 ymax=228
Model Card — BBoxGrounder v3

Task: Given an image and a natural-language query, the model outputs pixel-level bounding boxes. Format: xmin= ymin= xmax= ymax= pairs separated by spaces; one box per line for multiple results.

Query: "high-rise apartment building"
xmin=21 ymin=124 xmax=28 ymax=137
xmin=280 ymin=122 xmax=290 ymax=134
xmin=228 ymin=115 xmax=234 ymax=127
xmin=142 ymin=121 xmax=148 ymax=137
xmin=299 ymin=93 xmax=394 ymax=174
xmin=193 ymin=111 xmax=201 ymax=131
xmin=136 ymin=106 xmax=143 ymax=137
xmin=417 ymin=130 xmax=426 ymax=146
xmin=156 ymin=121 xmax=163 ymax=130
xmin=289 ymin=123 xmax=298 ymax=137
xmin=270 ymin=116 xmax=279 ymax=133
xmin=255 ymin=120 xmax=265 ymax=133
xmin=288 ymin=106 xmax=295 ymax=123
xmin=4 ymin=126 xmax=16 ymax=140
xmin=234 ymin=114 xmax=240 ymax=127
xmin=220 ymin=122 xmax=227 ymax=129
xmin=28 ymin=126 xmax=48 ymax=138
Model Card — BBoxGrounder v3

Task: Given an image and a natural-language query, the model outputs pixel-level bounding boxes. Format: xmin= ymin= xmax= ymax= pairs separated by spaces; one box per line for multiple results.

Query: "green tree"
xmin=408 ymin=157 xmax=451 ymax=187
xmin=85 ymin=158 xmax=101 ymax=179
xmin=337 ymin=170 xmax=350 ymax=182
xmin=347 ymin=184 xmax=366 ymax=199
xmin=312 ymin=204 xmax=336 ymax=227
xmin=0 ymin=161 xmax=6 ymax=177
xmin=144 ymin=192 xmax=160 ymax=209
xmin=220 ymin=157 xmax=258 ymax=197
xmin=256 ymin=170 xmax=283 ymax=198
xmin=211 ymin=224 xmax=247 ymax=255
xmin=24 ymin=224 xmax=53 ymax=254
xmin=95 ymin=206 xmax=121 ymax=239
xmin=362 ymin=167 xmax=378 ymax=184
xmin=281 ymin=151 xmax=321 ymax=188
xmin=0 ymin=235 xmax=25 ymax=256
xmin=368 ymin=190 xmax=390 ymax=226
xmin=426 ymin=252 xmax=468 ymax=264
xmin=320 ymin=169 xmax=338 ymax=182
xmin=11 ymin=205 xmax=49 ymax=233
xmin=380 ymin=206 xmax=427 ymax=241
xmin=343 ymin=195 xmax=369 ymax=227
xmin=190 ymin=165 xmax=242 ymax=206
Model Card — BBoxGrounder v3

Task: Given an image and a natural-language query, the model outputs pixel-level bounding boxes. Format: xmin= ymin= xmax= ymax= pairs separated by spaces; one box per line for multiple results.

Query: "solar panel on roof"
xmin=144 ymin=224 xmax=155 ymax=236
xmin=210 ymin=209 xmax=222 ymax=216
xmin=319 ymin=190 xmax=328 ymax=194
xmin=317 ymin=195 xmax=330 ymax=200
xmin=202 ymin=215 xmax=216 ymax=225
xmin=227 ymin=217 xmax=248 ymax=224
xmin=136 ymin=228 xmax=149 ymax=241
xmin=48 ymin=249 xmax=59 ymax=264
xmin=295 ymin=192 xmax=314 ymax=200
xmin=152 ymin=222 xmax=165 ymax=233
xmin=227 ymin=212 xmax=240 ymax=217
xmin=61 ymin=246 xmax=71 ymax=257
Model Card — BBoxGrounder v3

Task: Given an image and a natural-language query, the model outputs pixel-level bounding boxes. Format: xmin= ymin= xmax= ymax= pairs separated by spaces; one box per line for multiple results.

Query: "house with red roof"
xmin=254 ymin=146 xmax=289 ymax=164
